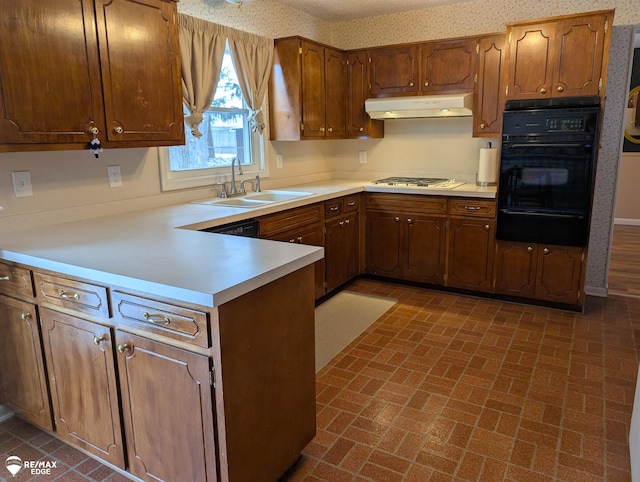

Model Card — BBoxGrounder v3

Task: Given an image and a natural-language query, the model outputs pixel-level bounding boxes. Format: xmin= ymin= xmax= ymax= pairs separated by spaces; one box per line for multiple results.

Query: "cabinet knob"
xmin=113 ymin=126 xmax=124 ymax=134
xmin=556 ymin=85 xmax=565 ymax=92
xmin=297 ymin=236 xmax=303 ymax=243
xmin=89 ymin=127 xmax=99 ymax=135
xmin=543 ymin=247 xmax=550 ymax=254
xmin=480 ymin=123 xmax=486 ymax=129
xmin=394 ymin=217 xmax=400 ymax=223
xmin=409 ymin=81 xmax=414 ymax=87
xmin=407 ymin=218 xmax=413 ymax=225
xmin=424 ymin=81 xmax=430 ymax=87
xmin=484 ymin=224 xmax=490 ymax=231
xmin=339 ymin=221 xmax=344 ymax=226
xmin=93 ymin=335 xmax=107 ymax=346
xmin=328 ymin=127 xmax=333 ymax=133
xmin=289 ymin=239 xmax=296 ymax=243
xmin=117 ymin=343 xmax=131 ymax=354
xmin=320 ymin=127 xmax=325 ymax=132
xmin=359 ymin=127 xmax=364 ymax=132
xmin=345 ymin=219 xmax=350 ymax=224
xmin=20 ymin=312 xmax=32 ymax=321
xmin=527 ymin=246 xmax=533 ymax=253
xmin=540 ymin=87 xmax=547 ymax=94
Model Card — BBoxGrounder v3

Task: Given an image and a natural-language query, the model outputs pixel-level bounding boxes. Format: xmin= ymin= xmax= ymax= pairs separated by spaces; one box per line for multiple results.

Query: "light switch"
xmin=276 ymin=154 xmax=283 ymax=168
xmin=12 ymin=171 xmax=33 ymax=197
xmin=359 ymin=151 xmax=367 ymax=164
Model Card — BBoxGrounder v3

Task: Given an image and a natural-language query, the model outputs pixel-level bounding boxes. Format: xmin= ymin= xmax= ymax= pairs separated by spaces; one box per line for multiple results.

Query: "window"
xmin=159 ymin=44 xmax=267 ymax=191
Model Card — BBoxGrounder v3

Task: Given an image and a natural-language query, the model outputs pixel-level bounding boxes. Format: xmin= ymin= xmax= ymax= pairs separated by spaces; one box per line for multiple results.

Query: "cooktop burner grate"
xmin=372 ymin=177 xmax=451 ymax=186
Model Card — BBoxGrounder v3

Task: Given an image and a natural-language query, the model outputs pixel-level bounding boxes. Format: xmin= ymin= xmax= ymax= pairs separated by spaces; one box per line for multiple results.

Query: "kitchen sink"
xmin=192 ymin=190 xmax=313 ymax=208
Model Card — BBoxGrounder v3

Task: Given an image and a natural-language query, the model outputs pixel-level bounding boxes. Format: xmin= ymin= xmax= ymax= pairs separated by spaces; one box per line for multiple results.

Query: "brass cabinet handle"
xmin=339 ymin=221 xmax=344 ymax=226
xmin=113 ymin=126 xmax=123 ymax=134
xmin=89 ymin=126 xmax=99 ymax=135
xmin=465 ymin=206 xmax=481 ymax=211
xmin=556 ymin=85 xmax=564 ymax=92
xmin=345 ymin=219 xmax=350 ymax=224
xmin=480 ymin=123 xmax=486 ymax=129
xmin=543 ymin=247 xmax=550 ymax=254
xmin=359 ymin=127 xmax=364 ymax=132
xmin=527 ymin=246 xmax=533 ymax=253
xmin=288 ymin=239 xmax=296 ymax=243
xmin=328 ymin=127 xmax=333 ymax=133
xmin=540 ymin=87 xmax=547 ymax=94
xmin=484 ymin=224 xmax=490 ymax=230
xmin=297 ymin=236 xmax=303 ymax=243
xmin=143 ymin=312 xmax=170 ymax=325
xmin=93 ymin=335 xmax=107 ymax=346
xmin=407 ymin=218 xmax=413 ymax=225
xmin=0 ymin=275 xmax=9 ymax=281
xmin=117 ymin=343 xmax=131 ymax=354
xmin=21 ymin=312 xmax=32 ymax=321
xmin=320 ymin=127 xmax=325 ymax=132
xmin=59 ymin=289 xmax=79 ymax=300
xmin=424 ymin=81 xmax=430 ymax=87
xmin=409 ymin=81 xmax=414 ymax=87
xmin=394 ymin=217 xmax=400 ymax=223
xmin=347 ymin=201 xmax=357 ymax=207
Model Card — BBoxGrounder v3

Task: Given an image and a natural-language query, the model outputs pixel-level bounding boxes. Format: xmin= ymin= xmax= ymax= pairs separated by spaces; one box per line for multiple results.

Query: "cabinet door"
xmin=474 ymin=34 xmax=507 ymax=137
xmin=0 ymin=0 xmax=105 ymax=145
xmin=40 ymin=308 xmax=125 ymax=469
xmin=95 ymin=0 xmax=184 ymax=143
xmin=421 ymin=39 xmax=477 ymax=93
xmin=264 ymin=224 xmax=325 ymax=299
xmin=403 ymin=215 xmax=447 ymax=284
xmin=325 ymin=213 xmax=359 ymax=293
xmin=535 ymin=245 xmax=583 ymax=304
xmin=0 ymin=295 xmax=52 ymax=430
xmin=366 ymin=211 xmax=402 ymax=278
xmin=301 ymin=41 xmax=326 ymax=138
xmin=370 ymin=45 xmax=420 ymax=96
xmin=116 ymin=332 xmax=217 ymax=482
xmin=493 ymin=240 xmax=537 ymax=298
xmin=447 ymin=218 xmax=495 ymax=292
xmin=507 ymin=22 xmax=556 ymax=100
xmin=324 ymin=47 xmax=346 ymax=138
xmin=346 ymin=52 xmax=383 ymax=139
xmin=551 ymin=14 xmax=608 ymax=98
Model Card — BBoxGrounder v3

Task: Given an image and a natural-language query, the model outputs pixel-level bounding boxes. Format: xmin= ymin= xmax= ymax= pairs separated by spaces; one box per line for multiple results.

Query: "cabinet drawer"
xmin=111 ymin=292 xmax=210 ymax=348
xmin=365 ymin=193 xmax=447 ymax=214
xmin=258 ymin=204 xmax=323 ymax=237
xmin=343 ymin=195 xmax=360 ymax=213
xmin=325 ymin=200 xmax=343 ymax=218
xmin=34 ymin=273 xmax=109 ymax=319
xmin=0 ymin=262 xmax=34 ymax=299
xmin=448 ymin=199 xmax=496 ymax=218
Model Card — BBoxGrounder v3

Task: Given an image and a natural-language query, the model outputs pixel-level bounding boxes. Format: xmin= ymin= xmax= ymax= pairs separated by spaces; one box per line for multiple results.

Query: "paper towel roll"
xmin=477 ymin=148 xmax=498 ymax=185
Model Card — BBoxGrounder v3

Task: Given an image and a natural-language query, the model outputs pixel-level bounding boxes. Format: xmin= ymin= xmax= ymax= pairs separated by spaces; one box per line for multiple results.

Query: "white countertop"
xmin=0 ymin=179 xmax=496 ymax=308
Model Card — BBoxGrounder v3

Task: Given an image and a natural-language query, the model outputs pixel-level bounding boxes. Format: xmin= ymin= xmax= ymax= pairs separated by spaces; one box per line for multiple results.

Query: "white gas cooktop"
xmin=367 ymin=177 xmax=466 ymax=190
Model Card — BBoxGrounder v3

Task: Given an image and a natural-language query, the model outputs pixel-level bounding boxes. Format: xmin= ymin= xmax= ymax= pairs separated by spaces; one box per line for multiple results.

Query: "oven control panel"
xmin=546 ymin=117 xmax=585 ymax=131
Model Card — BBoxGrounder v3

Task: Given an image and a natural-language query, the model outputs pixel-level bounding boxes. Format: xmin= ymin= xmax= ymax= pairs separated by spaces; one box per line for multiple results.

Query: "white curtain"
xmin=178 ymin=14 xmax=227 ymax=138
xmin=228 ymin=31 xmax=274 ymax=134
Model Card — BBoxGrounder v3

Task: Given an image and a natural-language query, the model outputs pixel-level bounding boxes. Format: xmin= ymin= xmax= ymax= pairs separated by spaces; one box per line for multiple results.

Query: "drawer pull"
xmin=289 ymin=239 xmax=296 ymax=243
xmin=143 ymin=312 xmax=171 ymax=325
xmin=329 ymin=205 xmax=339 ymax=212
xmin=339 ymin=221 xmax=344 ymax=226
xmin=93 ymin=335 xmax=107 ymax=346
xmin=464 ymin=206 xmax=481 ymax=211
xmin=59 ymin=289 xmax=79 ymax=300
xmin=0 ymin=275 xmax=9 ymax=281
xmin=21 ymin=312 xmax=32 ymax=321
xmin=347 ymin=201 xmax=357 ymax=207
xmin=345 ymin=219 xmax=350 ymax=224
xmin=117 ymin=343 xmax=131 ymax=354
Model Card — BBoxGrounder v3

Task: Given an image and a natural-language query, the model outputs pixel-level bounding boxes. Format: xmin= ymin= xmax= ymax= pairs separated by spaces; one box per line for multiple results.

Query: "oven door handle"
xmin=503 ymin=143 xmax=591 ymax=149
xmin=499 ymin=209 xmax=586 ymax=219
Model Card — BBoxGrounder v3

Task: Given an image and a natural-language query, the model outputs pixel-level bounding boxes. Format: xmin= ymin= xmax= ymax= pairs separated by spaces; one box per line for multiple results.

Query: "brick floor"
xmin=1 ymin=278 xmax=638 ymax=481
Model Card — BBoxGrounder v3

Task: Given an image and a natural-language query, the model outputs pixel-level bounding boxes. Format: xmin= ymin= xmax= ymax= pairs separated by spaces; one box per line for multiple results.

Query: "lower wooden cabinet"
xmin=494 ymin=240 xmax=584 ymax=305
xmin=446 ymin=217 xmax=495 ymax=292
xmin=0 ymin=294 xmax=52 ymax=431
xmin=325 ymin=212 xmax=360 ymax=292
xmin=116 ymin=331 xmax=217 ymax=482
xmin=40 ymin=308 xmax=125 ymax=468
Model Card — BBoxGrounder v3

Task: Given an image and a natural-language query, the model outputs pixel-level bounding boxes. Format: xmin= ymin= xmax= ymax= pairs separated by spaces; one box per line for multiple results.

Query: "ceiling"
xmin=271 ymin=0 xmax=476 ymax=22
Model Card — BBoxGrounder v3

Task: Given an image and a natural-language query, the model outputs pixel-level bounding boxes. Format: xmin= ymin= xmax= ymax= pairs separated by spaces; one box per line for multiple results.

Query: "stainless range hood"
xmin=365 ymin=93 xmax=473 ymax=119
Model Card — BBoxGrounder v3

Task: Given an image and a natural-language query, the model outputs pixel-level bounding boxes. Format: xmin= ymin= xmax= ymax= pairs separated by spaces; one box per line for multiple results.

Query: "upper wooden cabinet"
xmin=346 ymin=51 xmax=384 ymax=139
xmin=369 ymin=45 xmax=420 ymax=97
xmin=474 ymin=34 xmax=507 ymax=137
xmin=421 ymin=38 xmax=477 ymax=93
xmin=506 ymin=10 xmax=614 ymax=100
xmin=0 ymin=0 xmax=184 ymax=152
xmin=269 ymin=37 xmax=346 ymax=141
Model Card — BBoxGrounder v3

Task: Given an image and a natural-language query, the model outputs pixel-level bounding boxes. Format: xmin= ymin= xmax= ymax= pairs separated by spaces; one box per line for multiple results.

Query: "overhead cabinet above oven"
xmin=0 ymin=0 xmax=185 ymax=152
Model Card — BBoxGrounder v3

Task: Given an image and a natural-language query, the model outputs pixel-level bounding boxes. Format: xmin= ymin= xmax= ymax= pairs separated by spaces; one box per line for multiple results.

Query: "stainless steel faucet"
xmin=229 ymin=157 xmax=243 ymax=196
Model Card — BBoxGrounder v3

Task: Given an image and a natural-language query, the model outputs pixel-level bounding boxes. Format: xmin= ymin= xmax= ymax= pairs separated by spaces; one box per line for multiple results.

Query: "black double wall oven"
xmin=497 ymin=96 xmax=601 ymax=247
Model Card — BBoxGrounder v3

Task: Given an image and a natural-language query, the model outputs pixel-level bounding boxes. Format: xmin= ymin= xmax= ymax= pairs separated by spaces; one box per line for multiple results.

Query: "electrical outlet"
xmin=107 ymin=165 xmax=123 ymax=188
xmin=12 ymin=171 xmax=33 ymax=197
xmin=276 ymin=154 xmax=283 ymax=168
xmin=359 ymin=151 xmax=367 ymax=164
